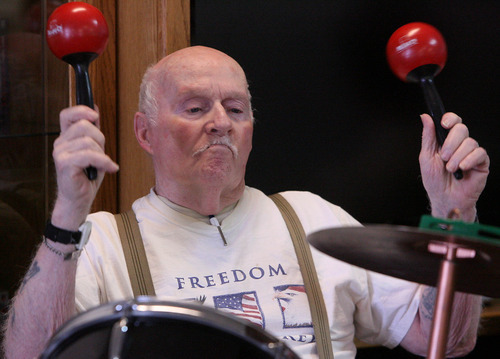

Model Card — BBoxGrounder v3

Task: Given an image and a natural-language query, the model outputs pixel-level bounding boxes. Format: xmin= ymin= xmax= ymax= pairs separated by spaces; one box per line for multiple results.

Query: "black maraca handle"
xmin=72 ymin=63 xmax=94 ymax=109
xmin=419 ymin=77 xmax=463 ymax=180
xmin=65 ymin=53 xmax=98 ymax=180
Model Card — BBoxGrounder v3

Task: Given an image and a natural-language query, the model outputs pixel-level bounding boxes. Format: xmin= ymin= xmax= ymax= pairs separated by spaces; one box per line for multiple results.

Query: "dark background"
xmin=191 ymin=0 xmax=499 ymax=228
xmin=191 ymin=2 xmax=499 ymax=356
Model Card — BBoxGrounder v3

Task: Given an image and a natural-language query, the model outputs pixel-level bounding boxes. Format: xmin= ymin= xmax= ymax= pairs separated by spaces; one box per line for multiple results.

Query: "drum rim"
xmin=41 ymin=297 xmax=297 ymax=358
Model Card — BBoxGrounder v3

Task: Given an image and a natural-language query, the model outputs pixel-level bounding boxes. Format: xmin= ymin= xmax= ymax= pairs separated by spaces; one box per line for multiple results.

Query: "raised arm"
xmin=401 ymin=112 xmax=489 ymax=356
xmin=2 ymin=106 xmax=118 ymax=359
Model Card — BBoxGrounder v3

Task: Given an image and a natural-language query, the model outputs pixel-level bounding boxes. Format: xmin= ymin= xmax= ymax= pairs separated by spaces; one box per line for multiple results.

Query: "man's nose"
xmin=207 ymin=103 xmax=232 ymax=136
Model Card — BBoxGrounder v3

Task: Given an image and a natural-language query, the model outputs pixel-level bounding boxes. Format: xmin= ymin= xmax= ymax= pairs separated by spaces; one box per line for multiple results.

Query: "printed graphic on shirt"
xmin=281 ymin=334 xmax=316 ymax=344
xmin=175 ymin=263 xmax=287 ymax=290
xmin=182 ymin=295 xmax=207 ymax=304
xmin=213 ymin=291 xmax=265 ymax=328
xmin=274 ymin=284 xmax=312 ymax=328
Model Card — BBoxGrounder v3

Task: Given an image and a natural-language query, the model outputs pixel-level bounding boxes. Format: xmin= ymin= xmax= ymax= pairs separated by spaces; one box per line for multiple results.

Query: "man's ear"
xmin=134 ymin=112 xmax=154 ymax=155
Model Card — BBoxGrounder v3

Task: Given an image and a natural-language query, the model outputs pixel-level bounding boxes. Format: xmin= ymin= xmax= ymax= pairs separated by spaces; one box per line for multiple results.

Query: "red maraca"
xmin=387 ymin=22 xmax=462 ymax=179
xmin=46 ymin=2 xmax=109 ymax=180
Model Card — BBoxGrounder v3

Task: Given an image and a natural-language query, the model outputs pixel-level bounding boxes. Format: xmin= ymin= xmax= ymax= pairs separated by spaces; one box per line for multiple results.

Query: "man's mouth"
xmin=192 ymin=138 xmax=239 ymax=158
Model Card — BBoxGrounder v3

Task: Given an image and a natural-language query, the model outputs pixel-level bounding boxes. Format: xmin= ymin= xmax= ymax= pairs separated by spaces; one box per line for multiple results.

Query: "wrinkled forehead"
xmin=158 ymin=48 xmax=250 ymax=100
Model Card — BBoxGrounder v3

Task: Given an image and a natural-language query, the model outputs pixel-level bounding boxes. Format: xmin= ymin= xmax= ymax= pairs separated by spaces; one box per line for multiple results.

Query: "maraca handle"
xmin=420 ymin=77 xmax=463 ymax=180
xmin=67 ymin=53 xmax=98 ymax=180
xmin=72 ymin=62 xmax=94 ymax=110
xmin=64 ymin=52 xmax=98 ymax=109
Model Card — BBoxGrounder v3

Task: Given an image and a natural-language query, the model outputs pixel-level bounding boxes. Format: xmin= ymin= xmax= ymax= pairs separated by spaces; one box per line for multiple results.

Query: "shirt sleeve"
xmin=355 ymin=272 xmax=422 ymax=347
xmin=75 ymin=211 xmax=134 ymax=312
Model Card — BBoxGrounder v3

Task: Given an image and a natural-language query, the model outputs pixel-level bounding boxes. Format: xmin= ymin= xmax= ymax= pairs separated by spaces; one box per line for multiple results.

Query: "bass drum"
xmin=41 ymin=296 xmax=300 ymax=359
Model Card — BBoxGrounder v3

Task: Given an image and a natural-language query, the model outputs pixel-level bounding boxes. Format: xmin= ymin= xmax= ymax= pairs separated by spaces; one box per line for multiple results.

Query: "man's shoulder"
xmin=269 ymin=189 xmax=359 ymax=228
xmin=245 ymin=187 xmax=340 ymax=214
xmin=86 ymin=211 xmax=121 ymax=233
xmin=88 ymin=210 xmax=117 ymax=221
xmin=271 ymin=190 xmax=329 ymax=206
xmin=245 ymin=186 xmax=324 ymax=202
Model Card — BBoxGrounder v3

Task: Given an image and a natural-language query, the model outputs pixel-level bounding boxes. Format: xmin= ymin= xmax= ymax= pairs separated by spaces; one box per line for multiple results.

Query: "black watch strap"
xmin=44 ymin=221 xmax=82 ymax=245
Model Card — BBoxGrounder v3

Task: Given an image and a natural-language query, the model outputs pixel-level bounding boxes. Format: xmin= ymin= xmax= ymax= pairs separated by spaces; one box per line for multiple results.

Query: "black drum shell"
xmin=41 ymin=297 xmax=300 ymax=359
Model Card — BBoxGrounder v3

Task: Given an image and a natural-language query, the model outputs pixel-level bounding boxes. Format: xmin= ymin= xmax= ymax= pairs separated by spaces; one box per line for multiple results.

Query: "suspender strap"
xmin=269 ymin=193 xmax=334 ymax=359
xmin=114 ymin=210 xmax=156 ymax=297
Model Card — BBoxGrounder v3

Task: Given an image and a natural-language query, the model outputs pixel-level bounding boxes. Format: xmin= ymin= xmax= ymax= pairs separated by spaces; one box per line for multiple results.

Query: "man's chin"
xmin=198 ymin=163 xmax=246 ymax=188
xmin=199 ymin=162 xmax=231 ymax=179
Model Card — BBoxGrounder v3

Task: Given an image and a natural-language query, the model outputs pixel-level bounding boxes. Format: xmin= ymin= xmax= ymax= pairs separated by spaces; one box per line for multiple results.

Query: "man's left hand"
xmin=419 ymin=112 xmax=489 ymax=221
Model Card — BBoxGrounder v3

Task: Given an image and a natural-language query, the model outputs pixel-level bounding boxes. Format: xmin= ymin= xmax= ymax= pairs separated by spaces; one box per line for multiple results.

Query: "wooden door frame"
xmin=117 ymin=0 xmax=190 ymax=212
xmin=77 ymin=0 xmax=190 ymax=213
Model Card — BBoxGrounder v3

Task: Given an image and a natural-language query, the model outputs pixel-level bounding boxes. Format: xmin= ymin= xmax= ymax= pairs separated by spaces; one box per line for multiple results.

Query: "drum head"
xmin=41 ymin=297 xmax=299 ymax=359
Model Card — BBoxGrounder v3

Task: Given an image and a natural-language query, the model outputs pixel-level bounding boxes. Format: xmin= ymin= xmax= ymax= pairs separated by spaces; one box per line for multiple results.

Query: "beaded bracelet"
xmin=43 ymin=237 xmax=79 ymax=261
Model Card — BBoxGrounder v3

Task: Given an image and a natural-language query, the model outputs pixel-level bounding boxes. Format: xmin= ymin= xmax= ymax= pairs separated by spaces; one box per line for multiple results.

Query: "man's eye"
xmin=230 ymin=108 xmax=243 ymax=114
xmin=189 ymin=107 xmax=202 ymax=113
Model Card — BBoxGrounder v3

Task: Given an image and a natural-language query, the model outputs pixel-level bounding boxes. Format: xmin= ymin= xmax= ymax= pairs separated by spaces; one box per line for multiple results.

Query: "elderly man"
xmin=3 ymin=46 xmax=489 ymax=358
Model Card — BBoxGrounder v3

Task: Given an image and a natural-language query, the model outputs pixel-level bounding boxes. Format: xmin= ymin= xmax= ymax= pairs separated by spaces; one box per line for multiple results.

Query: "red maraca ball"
xmin=46 ymin=2 xmax=109 ymax=60
xmin=386 ymin=22 xmax=447 ymax=82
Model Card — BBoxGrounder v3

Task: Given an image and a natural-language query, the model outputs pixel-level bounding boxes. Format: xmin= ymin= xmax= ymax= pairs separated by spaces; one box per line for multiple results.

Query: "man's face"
xmin=147 ymin=50 xmax=254 ymax=194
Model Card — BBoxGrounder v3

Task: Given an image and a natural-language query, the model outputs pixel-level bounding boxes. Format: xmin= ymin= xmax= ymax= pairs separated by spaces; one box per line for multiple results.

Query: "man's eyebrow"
xmin=176 ymin=91 xmax=250 ymax=103
xmin=221 ymin=89 xmax=252 ymax=102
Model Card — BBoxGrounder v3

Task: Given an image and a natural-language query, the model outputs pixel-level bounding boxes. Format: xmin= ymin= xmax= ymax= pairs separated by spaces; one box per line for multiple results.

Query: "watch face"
xmin=76 ymin=222 xmax=92 ymax=250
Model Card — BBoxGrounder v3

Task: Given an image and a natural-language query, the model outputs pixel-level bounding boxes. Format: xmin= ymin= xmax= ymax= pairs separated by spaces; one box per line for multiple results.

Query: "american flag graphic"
xmin=213 ymin=291 xmax=264 ymax=328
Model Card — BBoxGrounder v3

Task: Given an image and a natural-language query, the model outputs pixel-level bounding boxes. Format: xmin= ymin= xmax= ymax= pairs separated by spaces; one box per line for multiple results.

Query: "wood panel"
xmin=117 ymin=0 xmax=190 ymax=212
xmin=69 ymin=0 xmax=189 ymax=213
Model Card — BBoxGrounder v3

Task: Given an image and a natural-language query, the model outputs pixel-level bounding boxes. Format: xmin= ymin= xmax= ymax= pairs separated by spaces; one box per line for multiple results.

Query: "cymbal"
xmin=307 ymin=225 xmax=500 ymax=298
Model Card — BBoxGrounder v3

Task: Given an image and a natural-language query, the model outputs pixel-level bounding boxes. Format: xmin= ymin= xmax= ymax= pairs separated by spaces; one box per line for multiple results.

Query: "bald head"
xmin=139 ymin=46 xmax=251 ymax=125
xmin=159 ymin=46 xmax=246 ymax=77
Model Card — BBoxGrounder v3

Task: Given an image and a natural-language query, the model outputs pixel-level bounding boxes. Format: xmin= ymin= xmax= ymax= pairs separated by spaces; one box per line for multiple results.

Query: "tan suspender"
xmin=115 ymin=210 xmax=156 ymax=296
xmin=269 ymin=193 xmax=334 ymax=359
xmin=114 ymin=194 xmax=333 ymax=358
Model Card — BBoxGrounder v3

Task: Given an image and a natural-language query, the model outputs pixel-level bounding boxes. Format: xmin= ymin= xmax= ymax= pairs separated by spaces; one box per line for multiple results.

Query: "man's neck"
xmin=155 ymin=180 xmax=245 ymax=216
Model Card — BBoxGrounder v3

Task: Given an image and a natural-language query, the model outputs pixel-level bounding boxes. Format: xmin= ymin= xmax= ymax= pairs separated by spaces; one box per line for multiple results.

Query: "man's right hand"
xmin=51 ymin=105 xmax=119 ymax=230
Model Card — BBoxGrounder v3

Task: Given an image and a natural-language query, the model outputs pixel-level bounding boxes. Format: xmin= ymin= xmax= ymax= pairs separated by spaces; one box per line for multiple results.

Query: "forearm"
xmin=444 ymin=291 xmax=482 ymax=356
xmin=3 ymin=241 xmax=78 ymax=359
xmin=3 ymin=105 xmax=115 ymax=358
xmin=401 ymin=287 xmax=482 ymax=357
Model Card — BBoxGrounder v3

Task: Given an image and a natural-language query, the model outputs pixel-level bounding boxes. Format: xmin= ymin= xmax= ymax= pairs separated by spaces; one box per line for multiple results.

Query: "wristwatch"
xmin=44 ymin=220 xmax=92 ymax=251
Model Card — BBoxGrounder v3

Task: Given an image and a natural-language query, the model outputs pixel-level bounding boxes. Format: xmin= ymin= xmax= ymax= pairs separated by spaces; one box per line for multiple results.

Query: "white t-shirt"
xmin=75 ymin=187 xmax=422 ymax=358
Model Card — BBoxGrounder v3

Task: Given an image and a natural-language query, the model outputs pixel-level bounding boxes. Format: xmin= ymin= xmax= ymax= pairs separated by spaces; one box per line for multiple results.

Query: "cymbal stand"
xmin=426 ymin=241 xmax=476 ymax=359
